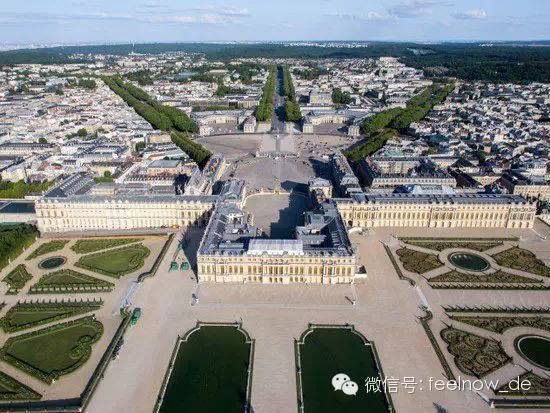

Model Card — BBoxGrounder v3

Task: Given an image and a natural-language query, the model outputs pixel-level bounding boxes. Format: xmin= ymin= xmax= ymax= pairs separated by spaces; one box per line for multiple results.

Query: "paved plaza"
xmin=244 ymin=193 xmax=309 ymax=238
xmin=86 ymin=221 xmax=550 ymax=413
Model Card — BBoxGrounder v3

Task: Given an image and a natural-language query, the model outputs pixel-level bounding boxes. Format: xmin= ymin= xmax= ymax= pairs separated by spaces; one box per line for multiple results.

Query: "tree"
xmin=135 ymin=141 xmax=146 ymax=152
xmin=38 ymin=137 xmax=47 ymax=144
xmin=254 ymin=66 xmax=276 ymax=122
xmin=0 ymin=224 xmax=37 ymax=270
xmin=332 ymin=88 xmax=352 ymax=105
xmin=77 ymin=128 xmax=87 ymax=137
xmin=285 ymin=101 xmax=302 ymax=122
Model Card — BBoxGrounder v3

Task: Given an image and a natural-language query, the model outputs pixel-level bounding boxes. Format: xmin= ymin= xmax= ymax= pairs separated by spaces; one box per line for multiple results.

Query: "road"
xmin=271 ymin=66 xmax=286 ymax=133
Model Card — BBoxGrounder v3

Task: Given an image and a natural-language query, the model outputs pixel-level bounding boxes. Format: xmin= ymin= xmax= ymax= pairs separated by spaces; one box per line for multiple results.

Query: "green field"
xmin=0 ymin=300 xmax=102 ymax=333
xmin=75 ymin=244 xmax=150 ymax=278
xmin=2 ymin=264 xmax=33 ymax=294
xmin=71 ymin=237 xmax=143 ymax=254
xmin=297 ymin=326 xmax=390 ymax=413
xmin=29 ymin=269 xmax=114 ymax=294
xmin=0 ymin=316 xmax=103 ymax=384
xmin=158 ymin=325 xmax=253 ymax=413
xmin=26 ymin=240 xmax=68 ymax=260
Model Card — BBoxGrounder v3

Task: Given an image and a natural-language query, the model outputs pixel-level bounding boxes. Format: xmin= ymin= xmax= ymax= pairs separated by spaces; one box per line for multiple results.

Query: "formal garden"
xmin=0 ymin=316 xmax=104 ymax=384
xmin=437 ymin=307 xmax=550 ymax=398
xmin=0 ymin=371 xmax=41 ymax=401
xmin=156 ymin=323 xmax=254 ymax=413
xmin=492 ymin=247 xmax=550 ymax=278
xmin=394 ymin=248 xmax=443 ymax=274
xmin=75 ymin=244 xmax=150 ymax=278
xmin=29 ymin=269 xmax=114 ymax=294
xmin=386 ymin=236 xmax=550 ymax=405
xmin=26 ymin=240 xmax=69 ymax=260
xmin=295 ymin=325 xmax=392 ymax=413
xmin=2 ymin=264 xmax=33 ymax=294
xmin=390 ymin=237 xmax=550 ymax=290
xmin=0 ymin=300 xmax=103 ymax=333
xmin=0 ymin=234 xmax=168 ymax=404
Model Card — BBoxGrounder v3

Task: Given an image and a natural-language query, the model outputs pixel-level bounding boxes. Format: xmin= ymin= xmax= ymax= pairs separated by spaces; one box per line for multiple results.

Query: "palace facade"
xmin=335 ymin=193 xmax=535 ymax=229
xmin=35 ymin=195 xmax=217 ymax=233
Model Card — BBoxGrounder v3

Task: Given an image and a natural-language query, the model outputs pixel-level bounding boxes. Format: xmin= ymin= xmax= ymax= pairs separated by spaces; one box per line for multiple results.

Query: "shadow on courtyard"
xmin=269 ymin=193 xmax=309 ymax=239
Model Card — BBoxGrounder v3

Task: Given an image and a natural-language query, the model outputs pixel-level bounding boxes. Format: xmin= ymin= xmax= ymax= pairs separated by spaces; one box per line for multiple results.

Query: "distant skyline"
xmin=1 ymin=0 xmax=549 ymax=46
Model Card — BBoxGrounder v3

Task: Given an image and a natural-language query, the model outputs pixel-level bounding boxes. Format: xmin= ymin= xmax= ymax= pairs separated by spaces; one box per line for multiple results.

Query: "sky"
xmin=0 ymin=0 xmax=549 ymax=46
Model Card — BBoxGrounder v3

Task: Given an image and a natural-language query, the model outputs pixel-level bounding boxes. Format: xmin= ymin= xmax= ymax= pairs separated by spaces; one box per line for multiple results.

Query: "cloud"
xmin=453 ymin=9 xmax=487 ymax=20
xmin=324 ymin=11 xmax=389 ymax=22
xmin=0 ymin=6 xmax=251 ymax=26
xmin=191 ymin=6 xmax=251 ymax=17
xmin=388 ymin=0 xmax=453 ymax=19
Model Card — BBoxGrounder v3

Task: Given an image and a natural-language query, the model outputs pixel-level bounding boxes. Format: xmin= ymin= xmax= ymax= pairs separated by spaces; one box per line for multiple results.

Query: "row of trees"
xmin=282 ymin=66 xmax=302 ymax=122
xmin=0 ymin=224 xmax=37 ymax=271
xmin=255 ymin=66 xmax=276 ymax=122
xmin=346 ymin=83 xmax=453 ymax=162
xmin=170 ymin=132 xmax=211 ymax=169
xmin=102 ymin=76 xmax=212 ymax=166
xmin=102 ymin=76 xmax=198 ymax=133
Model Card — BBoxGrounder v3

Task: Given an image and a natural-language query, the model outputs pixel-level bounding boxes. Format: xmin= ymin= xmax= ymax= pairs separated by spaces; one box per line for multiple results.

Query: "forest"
xmin=2 ymin=42 xmax=549 ymax=83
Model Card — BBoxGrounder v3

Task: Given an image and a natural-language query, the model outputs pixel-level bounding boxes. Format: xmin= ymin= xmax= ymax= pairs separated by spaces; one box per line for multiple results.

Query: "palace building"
xmin=196 ymin=182 xmax=357 ymax=285
xmin=335 ymin=193 xmax=535 ymax=229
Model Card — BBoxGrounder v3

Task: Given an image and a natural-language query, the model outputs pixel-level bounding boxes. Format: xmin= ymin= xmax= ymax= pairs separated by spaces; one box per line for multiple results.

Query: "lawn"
xmin=492 ymin=247 xmax=550 ymax=277
xmin=0 ymin=371 xmax=41 ymax=401
xmin=2 ymin=264 xmax=33 ymax=294
xmin=0 ymin=300 xmax=102 ymax=333
xmin=26 ymin=240 xmax=68 ymax=260
xmin=395 ymin=248 xmax=444 ymax=274
xmin=75 ymin=244 xmax=150 ymax=278
xmin=297 ymin=326 xmax=390 ymax=413
xmin=158 ymin=325 xmax=253 ymax=413
xmin=0 ymin=316 xmax=103 ymax=384
xmin=29 ymin=269 xmax=114 ymax=294
xmin=71 ymin=237 xmax=143 ymax=254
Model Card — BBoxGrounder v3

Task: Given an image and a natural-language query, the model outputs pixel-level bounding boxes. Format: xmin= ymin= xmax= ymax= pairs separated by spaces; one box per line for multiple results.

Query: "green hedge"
xmin=29 ymin=269 xmax=114 ymax=294
xmin=102 ymin=76 xmax=198 ymax=133
xmin=2 ymin=264 xmax=33 ymax=294
xmin=0 ymin=300 xmax=103 ymax=333
xmin=0 ymin=371 xmax=41 ymax=401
